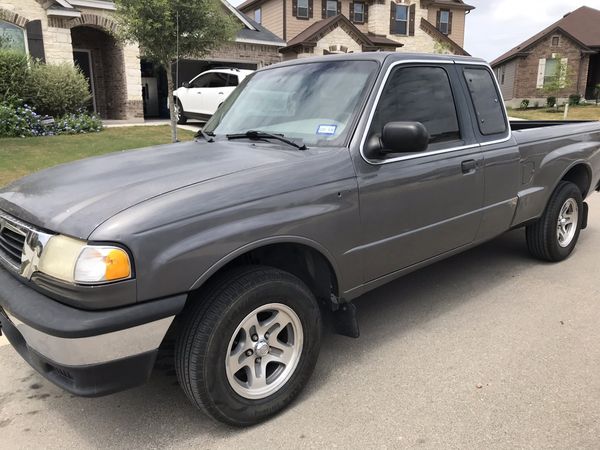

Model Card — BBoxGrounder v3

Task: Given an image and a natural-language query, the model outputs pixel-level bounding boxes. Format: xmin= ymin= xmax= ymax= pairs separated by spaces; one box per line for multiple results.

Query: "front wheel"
xmin=526 ymin=181 xmax=583 ymax=262
xmin=175 ymin=266 xmax=322 ymax=426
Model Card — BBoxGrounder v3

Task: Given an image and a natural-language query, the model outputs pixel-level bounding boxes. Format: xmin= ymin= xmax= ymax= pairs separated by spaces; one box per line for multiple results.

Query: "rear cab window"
xmin=462 ymin=67 xmax=510 ymax=142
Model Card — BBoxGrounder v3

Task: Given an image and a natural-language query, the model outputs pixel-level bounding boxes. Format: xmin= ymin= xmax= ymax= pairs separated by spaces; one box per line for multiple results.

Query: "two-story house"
xmin=238 ymin=0 xmax=474 ymax=59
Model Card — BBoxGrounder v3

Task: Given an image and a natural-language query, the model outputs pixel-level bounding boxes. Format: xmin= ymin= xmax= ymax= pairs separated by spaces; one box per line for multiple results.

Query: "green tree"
xmin=538 ymin=56 xmax=572 ymax=110
xmin=114 ymin=0 xmax=238 ymax=142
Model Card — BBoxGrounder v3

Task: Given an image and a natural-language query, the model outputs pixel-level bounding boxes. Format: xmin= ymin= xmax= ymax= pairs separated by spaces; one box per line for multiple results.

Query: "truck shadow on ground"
xmin=22 ymin=228 xmax=567 ymax=446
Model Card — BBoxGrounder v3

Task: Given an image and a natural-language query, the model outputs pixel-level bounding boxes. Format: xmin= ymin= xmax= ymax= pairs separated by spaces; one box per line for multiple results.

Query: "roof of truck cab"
xmin=257 ymin=52 xmax=487 ymax=71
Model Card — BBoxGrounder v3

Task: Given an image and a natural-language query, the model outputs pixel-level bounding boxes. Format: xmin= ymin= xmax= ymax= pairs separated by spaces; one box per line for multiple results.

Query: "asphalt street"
xmin=1 ymin=196 xmax=600 ymax=449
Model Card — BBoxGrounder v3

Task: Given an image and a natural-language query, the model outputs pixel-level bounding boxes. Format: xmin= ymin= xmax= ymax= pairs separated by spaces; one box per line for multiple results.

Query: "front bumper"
xmin=0 ymin=266 xmax=186 ymax=397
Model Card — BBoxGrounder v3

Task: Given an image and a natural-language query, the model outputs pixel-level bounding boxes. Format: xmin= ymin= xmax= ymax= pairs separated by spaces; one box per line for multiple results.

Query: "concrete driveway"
xmin=1 ymin=197 xmax=600 ymax=449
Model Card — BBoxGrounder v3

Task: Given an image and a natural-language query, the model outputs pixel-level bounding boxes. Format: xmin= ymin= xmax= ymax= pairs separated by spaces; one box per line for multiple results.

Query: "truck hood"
xmin=0 ymin=140 xmax=304 ymax=239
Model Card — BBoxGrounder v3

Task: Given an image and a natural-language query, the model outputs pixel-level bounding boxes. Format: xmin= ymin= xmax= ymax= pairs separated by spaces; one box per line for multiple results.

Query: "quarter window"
xmin=369 ymin=66 xmax=461 ymax=146
xmin=297 ymin=0 xmax=309 ymax=18
xmin=0 ymin=19 xmax=27 ymax=54
xmin=463 ymin=68 xmax=507 ymax=136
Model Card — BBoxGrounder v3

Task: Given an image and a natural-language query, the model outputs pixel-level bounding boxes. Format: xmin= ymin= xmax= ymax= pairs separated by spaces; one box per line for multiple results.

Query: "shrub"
xmin=25 ymin=62 xmax=91 ymax=117
xmin=568 ymin=94 xmax=581 ymax=106
xmin=53 ymin=112 xmax=103 ymax=134
xmin=547 ymin=96 xmax=557 ymax=108
xmin=0 ymin=103 xmax=46 ymax=137
xmin=0 ymin=50 xmax=30 ymax=106
xmin=0 ymin=103 xmax=103 ymax=138
xmin=519 ymin=99 xmax=530 ymax=109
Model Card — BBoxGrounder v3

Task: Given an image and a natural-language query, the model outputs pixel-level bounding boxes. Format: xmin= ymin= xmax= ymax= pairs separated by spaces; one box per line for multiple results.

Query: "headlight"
xmin=37 ymin=235 xmax=132 ymax=284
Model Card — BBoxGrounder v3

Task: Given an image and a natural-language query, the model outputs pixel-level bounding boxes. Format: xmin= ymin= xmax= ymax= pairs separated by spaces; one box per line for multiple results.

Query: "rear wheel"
xmin=175 ymin=99 xmax=187 ymax=125
xmin=175 ymin=266 xmax=322 ymax=426
xmin=526 ymin=181 xmax=583 ymax=262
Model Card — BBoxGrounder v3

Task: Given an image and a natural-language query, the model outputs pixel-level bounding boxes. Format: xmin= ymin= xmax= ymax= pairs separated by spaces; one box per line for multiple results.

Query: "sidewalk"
xmin=102 ymin=119 xmax=202 ymax=133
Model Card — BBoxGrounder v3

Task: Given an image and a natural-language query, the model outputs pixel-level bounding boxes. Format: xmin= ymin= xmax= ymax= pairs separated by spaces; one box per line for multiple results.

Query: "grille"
xmin=0 ymin=224 xmax=25 ymax=267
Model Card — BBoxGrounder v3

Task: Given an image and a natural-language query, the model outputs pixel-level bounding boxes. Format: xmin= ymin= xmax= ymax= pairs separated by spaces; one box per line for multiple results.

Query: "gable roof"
xmin=420 ymin=17 xmax=469 ymax=55
xmin=237 ymin=15 xmax=286 ymax=46
xmin=491 ymin=6 xmax=600 ymax=67
xmin=280 ymin=14 xmax=401 ymax=53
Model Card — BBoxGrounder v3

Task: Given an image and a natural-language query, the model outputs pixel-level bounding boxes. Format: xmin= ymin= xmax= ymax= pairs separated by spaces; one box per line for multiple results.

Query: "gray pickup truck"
xmin=1 ymin=53 xmax=599 ymax=426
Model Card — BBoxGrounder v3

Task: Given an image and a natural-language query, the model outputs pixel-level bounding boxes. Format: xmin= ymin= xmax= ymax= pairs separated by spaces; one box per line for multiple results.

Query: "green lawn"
xmin=508 ymin=104 xmax=600 ymax=121
xmin=0 ymin=126 xmax=195 ymax=186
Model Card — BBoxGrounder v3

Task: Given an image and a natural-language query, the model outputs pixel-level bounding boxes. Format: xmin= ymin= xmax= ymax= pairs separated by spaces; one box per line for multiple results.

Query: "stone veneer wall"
xmin=0 ymin=0 xmax=143 ymax=119
xmin=206 ymin=42 xmax=283 ymax=68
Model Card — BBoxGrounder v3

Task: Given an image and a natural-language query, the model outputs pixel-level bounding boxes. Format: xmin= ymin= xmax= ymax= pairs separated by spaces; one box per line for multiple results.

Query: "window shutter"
xmin=349 ymin=2 xmax=355 ymax=21
xmin=436 ymin=10 xmax=441 ymax=29
xmin=409 ymin=4 xmax=416 ymax=36
xmin=309 ymin=0 xmax=314 ymax=17
xmin=448 ymin=11 xmax=453 ymax=34
xmin=337 ymin=0 xmax=341 ymax=15
xmin=322 ymin=0 xmax=326 ymax=18
xmin=559 ymin=57 xmax=568 ymax=88
xmin=537 ymin=58 xmax=546 ymax=89
xmin=292 ymin=0 xmax=298 ymax=17
xmin=25 ymin=20 xmax=45 ymax=63
xmin=364 ymin=3 xmax=369 ymax=22
xmin=390 ymin=2 xmax=397 ymax=34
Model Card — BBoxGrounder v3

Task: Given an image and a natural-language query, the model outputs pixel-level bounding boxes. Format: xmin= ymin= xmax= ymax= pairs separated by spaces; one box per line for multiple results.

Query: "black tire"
xmin=175 ymin=265 xmax=322 ymax=426
xmin=175 ymin=99 xmax=187 ymax=125
xmin=526 ymin=181 xmax=583 ymax=262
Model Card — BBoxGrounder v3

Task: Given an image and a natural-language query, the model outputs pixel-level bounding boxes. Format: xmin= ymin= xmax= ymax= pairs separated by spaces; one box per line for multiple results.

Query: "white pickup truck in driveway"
xmin=173 ymin=68 xmax=253 ymax=124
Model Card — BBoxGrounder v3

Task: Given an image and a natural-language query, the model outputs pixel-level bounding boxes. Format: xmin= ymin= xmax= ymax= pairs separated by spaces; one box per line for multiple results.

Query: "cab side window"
xmin=369 ymin=66 xmax=461 ymax=146
xmin=191 ymin=72 xmax=228 ymax=88
xmin=463 ymin=67 xmax=508 ymax=136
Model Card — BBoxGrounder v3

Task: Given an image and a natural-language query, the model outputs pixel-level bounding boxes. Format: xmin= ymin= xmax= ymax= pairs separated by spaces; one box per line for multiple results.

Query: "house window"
xmin=326 ymin=0 xmax=337 ymax=17
xmin=439 ymin=10 xmax=450 ymax=34
xmin=0 ymin=19 xmax=27 ymax=54
xmin=353 ymin=2 xmax=365 ymax=23
xmin=297 ymin=0 xmax=309 ymax=18
xmin=500 ymin=66 xmax=506 ymax=85
xmin=544 ymin=58 xmax=559 ymax=86
xmin=551 ymin=35 xmax=560 ymax=46
xmin=254 ymin=8 xmax=261 ymax=23
xmin=393 ymin=4 xmax=409 ymax=35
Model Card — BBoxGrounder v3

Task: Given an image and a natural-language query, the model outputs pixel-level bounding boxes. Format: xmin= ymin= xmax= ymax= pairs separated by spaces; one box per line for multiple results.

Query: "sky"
xmin=229 ymin=0 xmax=600 ymax=63
xmin=464 ymin=0 xmax=600 ymax=62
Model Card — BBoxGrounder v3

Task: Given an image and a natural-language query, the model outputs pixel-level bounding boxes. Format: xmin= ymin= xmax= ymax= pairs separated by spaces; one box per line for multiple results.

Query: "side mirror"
xmin=380 ymin=122 xmax=429 ymax=155
xmin=182 ymin=81 xmax=190 ymax=89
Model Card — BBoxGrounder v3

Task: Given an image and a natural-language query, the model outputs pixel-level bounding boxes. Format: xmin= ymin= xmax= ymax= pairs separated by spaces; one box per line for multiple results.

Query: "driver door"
xmin=353 ymin=63 xmax=485 ymax=281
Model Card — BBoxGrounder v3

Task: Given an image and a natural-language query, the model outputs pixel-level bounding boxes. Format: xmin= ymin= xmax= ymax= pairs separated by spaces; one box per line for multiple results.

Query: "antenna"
xmin=175 ymin=8 xmax=180 ymax=142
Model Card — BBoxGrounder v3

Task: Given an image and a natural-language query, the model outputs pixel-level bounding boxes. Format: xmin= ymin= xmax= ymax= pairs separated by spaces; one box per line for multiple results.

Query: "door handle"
xmin=218 ymin=92 xmax=224 ymax=95
xmin=461 ymin=159 xmax=477 ymax=174
xmin=196 ymin=92 xmax=202 ymax=94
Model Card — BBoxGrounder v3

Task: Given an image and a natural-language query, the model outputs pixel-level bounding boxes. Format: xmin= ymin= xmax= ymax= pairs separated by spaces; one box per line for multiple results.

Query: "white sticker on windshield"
xmin=316 ymin=124 xmax=337 ymax=135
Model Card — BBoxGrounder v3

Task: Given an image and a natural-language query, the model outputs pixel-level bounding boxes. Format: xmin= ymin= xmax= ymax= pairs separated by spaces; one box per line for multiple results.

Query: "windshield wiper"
xmin=226 ymin=130 xmax=307 ymax=150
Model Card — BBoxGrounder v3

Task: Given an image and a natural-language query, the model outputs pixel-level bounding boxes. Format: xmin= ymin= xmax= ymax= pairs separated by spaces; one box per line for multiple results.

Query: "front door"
xmin=354 ymin=64 xmax=485 ymax=281
xmin=73 ymin=49 xmax=96 ymax=113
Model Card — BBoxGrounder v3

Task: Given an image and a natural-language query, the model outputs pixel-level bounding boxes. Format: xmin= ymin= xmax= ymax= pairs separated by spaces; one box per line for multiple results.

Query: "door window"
xmin=368 ymin=66 xmax=461 ymax=147
xmin=227 ymin=75 xmax=239 ymax=87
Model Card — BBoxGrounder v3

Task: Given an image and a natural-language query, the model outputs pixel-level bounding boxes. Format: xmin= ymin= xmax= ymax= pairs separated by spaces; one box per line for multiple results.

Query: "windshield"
xmin=204 ymin=60 xmax=379 ymax=147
